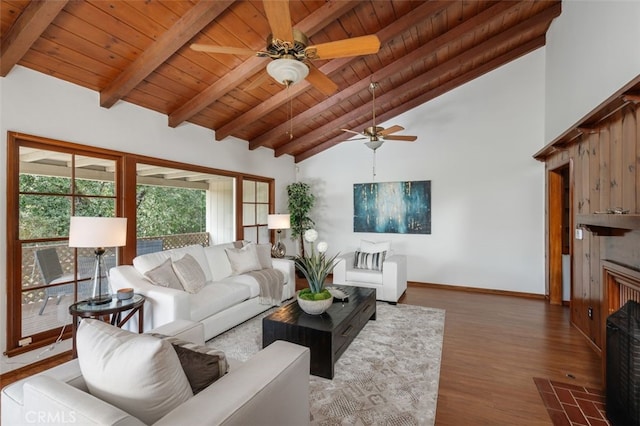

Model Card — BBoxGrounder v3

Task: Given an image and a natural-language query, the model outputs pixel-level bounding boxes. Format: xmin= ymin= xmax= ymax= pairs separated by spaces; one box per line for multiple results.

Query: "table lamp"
xmin=68 ymin=216 xmax=127 ymax=305
xmin=267 ymin=214 xmax=290 ymax=258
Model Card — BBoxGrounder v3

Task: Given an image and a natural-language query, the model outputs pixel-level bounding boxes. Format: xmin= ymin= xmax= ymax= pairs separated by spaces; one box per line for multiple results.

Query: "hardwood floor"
xmin=401 ymin=284 xmax=602 ymax=425
xmin=1 ymin=283 xmax=602 ymax=425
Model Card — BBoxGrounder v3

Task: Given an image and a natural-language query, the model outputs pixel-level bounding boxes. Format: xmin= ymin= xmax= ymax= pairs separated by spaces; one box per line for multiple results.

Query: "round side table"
xmin=69 ymin=294 xmax=145 ymax=357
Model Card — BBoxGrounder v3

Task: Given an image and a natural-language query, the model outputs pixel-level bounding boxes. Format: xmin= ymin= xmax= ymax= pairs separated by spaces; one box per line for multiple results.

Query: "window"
xmin=8 ymin=137 xmax=121 ymax=355
xmin=242 ymin=178 xmax=270 ymax=243
xmin=6 ymin=133 xmax=274 ymax=356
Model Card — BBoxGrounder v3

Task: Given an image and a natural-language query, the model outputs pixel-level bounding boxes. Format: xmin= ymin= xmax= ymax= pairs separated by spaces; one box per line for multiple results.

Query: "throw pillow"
xmin=172 ymin=254 xmax=206 ymax=294
xmin=144 ymin=258 xmax=184 ymax=290
xmin=354 ymin=250 xmax=387 ymax=271
xmin=76 ymin=319 xmax=193 ymax=425
xmin=225 ymin=244 xmax=262 ymax=275
xmin=150 ymin=334 xmax=229 ymax=395
xmin=254 ymin=243 xmax=273 ymax=269
xmin=360 ymin=240 xmax=391 ymax=254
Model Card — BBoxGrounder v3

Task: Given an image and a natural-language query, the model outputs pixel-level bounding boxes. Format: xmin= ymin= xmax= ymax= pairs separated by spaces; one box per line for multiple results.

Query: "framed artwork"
xmin=353 ymin=180 xmax=431 ymax=234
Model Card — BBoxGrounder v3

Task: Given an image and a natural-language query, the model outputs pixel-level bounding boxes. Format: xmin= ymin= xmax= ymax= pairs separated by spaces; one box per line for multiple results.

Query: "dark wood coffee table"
xmin=262 ymin=286 xmax=376 ymax=379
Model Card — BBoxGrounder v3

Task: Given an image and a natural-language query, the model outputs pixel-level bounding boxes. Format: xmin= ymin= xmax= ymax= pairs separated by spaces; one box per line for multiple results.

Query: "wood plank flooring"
xmin=1 ymin=283 xmax=602 ymax=425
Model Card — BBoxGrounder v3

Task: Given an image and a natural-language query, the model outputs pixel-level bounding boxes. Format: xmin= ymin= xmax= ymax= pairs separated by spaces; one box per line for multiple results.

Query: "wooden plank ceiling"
xmin=0 ymin=0 xmax=561 ymax=163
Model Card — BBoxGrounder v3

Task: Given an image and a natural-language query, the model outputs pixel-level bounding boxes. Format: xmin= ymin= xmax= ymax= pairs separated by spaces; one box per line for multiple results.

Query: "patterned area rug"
xmin=533 ymin=378 xmax=609 ymax=426
xmin=207 ymin=302 xmax=445 ymax=425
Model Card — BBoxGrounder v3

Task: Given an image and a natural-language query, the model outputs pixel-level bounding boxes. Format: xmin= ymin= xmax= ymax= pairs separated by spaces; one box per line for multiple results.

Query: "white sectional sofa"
xmin=1 ymin=320 xmax=311 ymax=426
xmin=109 ymin=242 xmax=296 ymax=340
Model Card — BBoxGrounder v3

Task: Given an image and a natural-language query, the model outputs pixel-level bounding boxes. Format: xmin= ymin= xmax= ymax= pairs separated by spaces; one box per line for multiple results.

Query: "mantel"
xmin=577 ymin=214 xmax=640 ymax=236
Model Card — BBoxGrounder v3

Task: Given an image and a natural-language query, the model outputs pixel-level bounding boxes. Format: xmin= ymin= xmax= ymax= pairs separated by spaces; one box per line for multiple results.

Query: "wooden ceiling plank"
xmin=168 ymin=0 xmax=359 ymax=128
xmin=251 ymin=0 xmax=519 ymax=151
xmin=99 ymin=0 xmax=234 ymax=108
xmin=0 ymin=0 xmax=68 ymax=76
xmin=295 ymin=35 xmax=546 ymax=162
xmin=218 ymin=0 xmax=452 ymax=142
xmin=279 ymin=2 xmax=560 ymax=157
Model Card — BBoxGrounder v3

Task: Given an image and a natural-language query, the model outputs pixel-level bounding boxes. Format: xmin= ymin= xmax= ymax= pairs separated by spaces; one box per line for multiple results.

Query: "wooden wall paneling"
xmin=636 ymin=106 xmax=640 ymax=213
xmin=599 ymin=128 xmax=611 ymax=210
xmin=609 ymin=112 xmax=624 ymax=209
xmin=575 ymin=140 xmax=589 ymax=330
xmin=621 ymin=106 xmax=636 ymax=211
xmin=587 ymin=132 xmax=602 ymax=347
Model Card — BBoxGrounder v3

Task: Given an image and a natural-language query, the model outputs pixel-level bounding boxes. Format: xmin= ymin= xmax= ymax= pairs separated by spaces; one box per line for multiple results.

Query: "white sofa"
xmin=333 ymin=243 xmax=407 ymax=303
xmin=109 ymin=242 xmax=296 ymax=340
xmin=1 ymin=320 xmax=311 ymax=426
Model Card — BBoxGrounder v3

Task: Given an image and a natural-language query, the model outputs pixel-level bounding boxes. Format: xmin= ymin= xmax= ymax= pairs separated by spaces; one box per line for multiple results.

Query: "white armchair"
xmin=332 ymin=244 xmax=407 ymax=303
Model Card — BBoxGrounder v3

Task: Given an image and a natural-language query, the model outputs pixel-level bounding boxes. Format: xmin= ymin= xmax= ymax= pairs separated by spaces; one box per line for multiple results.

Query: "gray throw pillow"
xmin=354 ymin=250 xmax=386 ymax=271
xmin=172 ymin=254 xmax=206 ymax=293
xmin=144 ymin=258 xmax=184 ymax=290
xmin=225 ymin=244 xmax=262 ymax=275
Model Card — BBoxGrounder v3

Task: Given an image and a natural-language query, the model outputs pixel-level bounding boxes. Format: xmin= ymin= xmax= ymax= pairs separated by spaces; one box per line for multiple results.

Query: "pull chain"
xmin=287 ymin=82 xmax=293 ymax=140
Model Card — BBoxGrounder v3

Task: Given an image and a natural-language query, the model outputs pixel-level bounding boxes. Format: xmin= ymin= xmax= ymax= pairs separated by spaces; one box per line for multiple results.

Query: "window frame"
xmin=6 ymin=132 xmax=275 ymax=356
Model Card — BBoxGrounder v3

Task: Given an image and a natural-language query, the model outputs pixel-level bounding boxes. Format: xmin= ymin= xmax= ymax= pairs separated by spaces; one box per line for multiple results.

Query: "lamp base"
xmin=271 ymin=241 xmax=286 ymax=258
xmin=88 ymin=294 xmax=112 ymax=305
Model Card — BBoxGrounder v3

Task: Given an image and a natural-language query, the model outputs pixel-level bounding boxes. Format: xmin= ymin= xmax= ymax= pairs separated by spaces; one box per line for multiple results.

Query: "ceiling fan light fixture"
xmin=267 ymin=58 xmax=309 ymax=86
xmin=365 ymin=139 xmax=384 ymax=151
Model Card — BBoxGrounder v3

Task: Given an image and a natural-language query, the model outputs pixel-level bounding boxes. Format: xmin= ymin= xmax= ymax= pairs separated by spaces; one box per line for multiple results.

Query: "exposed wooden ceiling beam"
xmin=296 ymin=35 xmax=547 ymax=162
xmin=249 ymin=0 xmax=519 ymax=150
xmin=99 ymin=0 xmax=234 ymax=108
xmin=168 ymin=0 xmax=360 ymax=128
xmin=0 ymin=0 xmax=68 ymax=77
xmin=281 ymin=2 xmax=561 ymax=158
xmin=214 ymin=0 xmax=451 ymax=142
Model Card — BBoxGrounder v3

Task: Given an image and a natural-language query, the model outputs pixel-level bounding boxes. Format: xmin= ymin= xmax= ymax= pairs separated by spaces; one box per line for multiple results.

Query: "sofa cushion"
xmin=354 ymin=250 xmax=387 ymax=271
xmin=189 ymin=282 xmax=252 ymax=321
xmin=76 ymin=319 xmax=193 ymax=425
xmin=151 ymin=334 xmax=228 ymax=395
xmin=345 ymin=268 xmax=384 ymax=285
xmin=225 ymin=244 xmax=262 ymax=275
xmin=204 ymin=243 xmax=235 ymax=281
xmin=255 ymin=243 xmax=273 ymax=269
xmin=133 ymin=244 xmax=212 ymax=282
xmin=360 ymin=240 xmax=391 ymax=254
xmin=172 ymin=254 xmax=206 ymax=294
xmin=144 ymin=258 xmax=184 ymax=290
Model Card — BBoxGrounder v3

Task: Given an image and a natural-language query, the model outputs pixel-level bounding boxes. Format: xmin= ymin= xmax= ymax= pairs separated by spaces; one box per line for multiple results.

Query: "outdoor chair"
xmin=35 ymin=248 xmax=114 ymax=315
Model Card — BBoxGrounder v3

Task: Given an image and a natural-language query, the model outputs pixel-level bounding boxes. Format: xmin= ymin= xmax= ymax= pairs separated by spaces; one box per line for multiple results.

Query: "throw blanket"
xmin=247 ymin=269 xmax=284 ymax=306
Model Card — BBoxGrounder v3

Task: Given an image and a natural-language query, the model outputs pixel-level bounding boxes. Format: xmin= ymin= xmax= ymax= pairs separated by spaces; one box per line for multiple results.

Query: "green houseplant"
xmin=286 ymin=182 xmax=315 ymax=257
xmin=295 ymin=229 xmax=339 ymax=314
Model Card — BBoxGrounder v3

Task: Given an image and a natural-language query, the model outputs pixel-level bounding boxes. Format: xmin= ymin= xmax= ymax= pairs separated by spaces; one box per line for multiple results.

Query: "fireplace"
xmin=606 ymin=300 xmax=640 ymax=425
xmin=603 ymin=261 xmax=640 ymax=425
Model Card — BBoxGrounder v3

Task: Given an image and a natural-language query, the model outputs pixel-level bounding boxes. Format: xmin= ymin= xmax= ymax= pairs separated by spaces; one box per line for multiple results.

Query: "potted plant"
xmin=294 ymin=229 xmax=339 ymax=315
xmin=286 ymin=182 xmax=315 ymax=257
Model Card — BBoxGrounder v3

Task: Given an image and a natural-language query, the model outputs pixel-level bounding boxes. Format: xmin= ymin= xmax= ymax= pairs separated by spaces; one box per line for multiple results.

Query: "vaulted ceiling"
xmin=0 ymin=0 xmax=561 ymax=162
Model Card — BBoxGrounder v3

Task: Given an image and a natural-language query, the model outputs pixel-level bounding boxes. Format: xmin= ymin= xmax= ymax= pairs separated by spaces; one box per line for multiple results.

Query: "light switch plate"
xmin=575 ymin=228 xmax=583 ymax=240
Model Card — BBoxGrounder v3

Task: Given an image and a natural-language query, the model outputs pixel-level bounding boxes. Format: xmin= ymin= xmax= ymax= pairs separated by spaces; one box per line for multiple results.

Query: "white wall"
xmin=298 ymin=49 xmax=547 ymax=294
xmin=545 ymin=0 xmax=640 ymax=142
xmin=0 ymin=66 xmax=296 ymax=372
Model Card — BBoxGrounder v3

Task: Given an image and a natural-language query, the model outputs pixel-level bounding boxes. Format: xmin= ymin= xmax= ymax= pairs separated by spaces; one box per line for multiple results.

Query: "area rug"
xmin=533 ymin=377 xmax=609 ymax=426
xmin=207 ymin=302 xmax=445 ymax=425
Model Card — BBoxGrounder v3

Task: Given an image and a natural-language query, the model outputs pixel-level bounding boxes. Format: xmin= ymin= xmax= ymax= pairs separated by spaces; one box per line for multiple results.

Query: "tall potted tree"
xmin=286 ymin=182 xmax=315 ymax=257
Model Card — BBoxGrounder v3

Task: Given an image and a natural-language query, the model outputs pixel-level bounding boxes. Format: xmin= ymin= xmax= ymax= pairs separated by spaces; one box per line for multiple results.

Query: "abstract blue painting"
xmin=353 ymin=180 xmax=431 ymax=234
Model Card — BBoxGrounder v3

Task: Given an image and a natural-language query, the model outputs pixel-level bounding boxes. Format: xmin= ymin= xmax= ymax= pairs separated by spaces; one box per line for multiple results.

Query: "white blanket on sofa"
xmin=247 ymin=269 xmax=285 ymax=306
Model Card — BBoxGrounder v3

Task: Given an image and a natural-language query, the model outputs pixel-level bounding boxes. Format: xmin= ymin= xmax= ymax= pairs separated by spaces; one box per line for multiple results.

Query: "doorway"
xmin=548 ymin=163 xmax=571 ymax=305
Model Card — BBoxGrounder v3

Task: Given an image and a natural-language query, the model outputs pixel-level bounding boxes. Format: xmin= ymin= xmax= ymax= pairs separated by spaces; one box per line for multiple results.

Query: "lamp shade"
xmin=266 ymin=58 xmax=309 ymax=85
xmin=267 ymin=214 xmax=290 ymax=230
xmin=68 ymin=217 xmax=127 ymax=248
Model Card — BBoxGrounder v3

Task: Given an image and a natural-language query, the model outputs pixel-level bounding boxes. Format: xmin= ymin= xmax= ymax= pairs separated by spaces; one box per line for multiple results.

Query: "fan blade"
xmin=305 ymin=35 xmax=380 ymax=60
xmin=190 ymin=44 xmax=257 ymax=56
xmin=263 ymin=0 xmax=293 ymax=42
xmin=383 ymin=135 xmax=417 ymax=142
xmin=305 ymin=64 xmax=338 ymax=95
xmin=378 ymin=125 xmax=404 ymax=136
xmin=341 ymin=128 xmax=363 ymax=136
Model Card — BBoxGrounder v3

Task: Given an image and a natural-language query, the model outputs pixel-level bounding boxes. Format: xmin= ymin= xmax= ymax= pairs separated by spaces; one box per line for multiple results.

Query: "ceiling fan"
xmin=342 ymin=82 xmax=418 ymax=151
xmin=190 ymin=0 xmax=381 ymax=95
